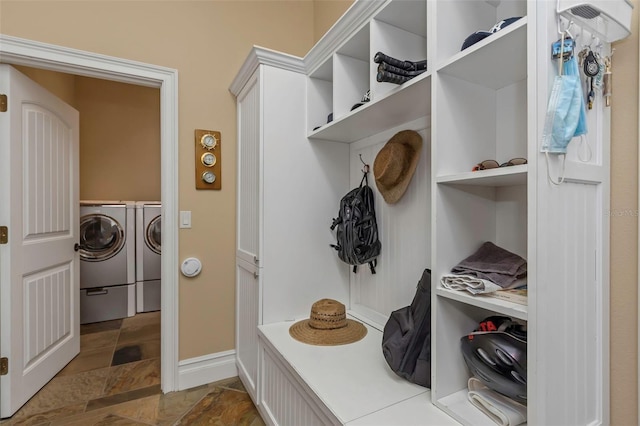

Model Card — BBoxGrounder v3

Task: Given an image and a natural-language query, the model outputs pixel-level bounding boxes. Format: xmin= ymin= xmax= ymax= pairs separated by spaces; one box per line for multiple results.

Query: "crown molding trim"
xmin=303 ymin=0 xmax=385 ymax=74
xmin=229 ymin=45 xmax=304 ymax=96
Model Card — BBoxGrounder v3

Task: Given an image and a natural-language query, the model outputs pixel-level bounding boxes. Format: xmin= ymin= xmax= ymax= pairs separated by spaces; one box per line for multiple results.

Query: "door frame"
xmin=0 ymin=34 xmax=179 ymax=392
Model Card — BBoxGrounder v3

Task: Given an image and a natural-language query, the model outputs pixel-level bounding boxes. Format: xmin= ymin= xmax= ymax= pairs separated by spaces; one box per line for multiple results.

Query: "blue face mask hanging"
xmin=541 ymin=32 xmax=589 ymax=185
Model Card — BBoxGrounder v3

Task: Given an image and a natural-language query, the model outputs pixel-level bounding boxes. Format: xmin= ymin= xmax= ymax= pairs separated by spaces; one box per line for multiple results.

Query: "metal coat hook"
xmin=359 ymin=154 xmax=370 ymax=173
xmin=557 ymin=16 xmax=574 ymax=39
xmin=581 ymin=33 xmax=598 ymax=50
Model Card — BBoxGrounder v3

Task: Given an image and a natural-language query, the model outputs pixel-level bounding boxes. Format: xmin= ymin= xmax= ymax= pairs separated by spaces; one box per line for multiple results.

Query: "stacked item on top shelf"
xmin=373 ymin=51 xmax=427 ymax=85
xmin=440 ymin=241 xmax=527 ymax=298
xmin=460 ymin=17 xmax=522 ymax=51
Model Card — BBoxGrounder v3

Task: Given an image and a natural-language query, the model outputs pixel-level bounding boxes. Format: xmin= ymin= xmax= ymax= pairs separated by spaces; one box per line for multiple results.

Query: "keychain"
xmin=583 ymin=49 xmax=599 ymax=109
xmin=603 ymin=55 xmax=612 ymax=107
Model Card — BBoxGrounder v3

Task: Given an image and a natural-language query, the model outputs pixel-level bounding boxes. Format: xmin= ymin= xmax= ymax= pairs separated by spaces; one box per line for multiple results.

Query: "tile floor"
xmin=1 ymin=312 xmax=265 ymax=426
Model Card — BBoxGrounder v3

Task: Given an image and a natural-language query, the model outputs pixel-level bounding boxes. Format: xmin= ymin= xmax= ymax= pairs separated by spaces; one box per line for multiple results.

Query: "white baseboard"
xmin=177 ymin=350 xmax=238 ymax=391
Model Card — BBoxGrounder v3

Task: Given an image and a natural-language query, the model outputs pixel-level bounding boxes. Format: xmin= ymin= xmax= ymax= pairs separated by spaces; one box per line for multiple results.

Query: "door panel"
xmin=0 ymin=64 xmax=80 ymax=418
xmin=23 ymin=104 xmax=72 ymax=238
xmin=236 ymin=73 xmax=261 ymax=266
xmin=24 ymin=266 xmax=71 ymax=370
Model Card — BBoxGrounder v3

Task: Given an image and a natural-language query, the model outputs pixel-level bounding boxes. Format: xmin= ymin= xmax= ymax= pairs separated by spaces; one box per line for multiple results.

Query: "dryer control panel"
xmin=194 ymin=129 xmax=221 ymax=190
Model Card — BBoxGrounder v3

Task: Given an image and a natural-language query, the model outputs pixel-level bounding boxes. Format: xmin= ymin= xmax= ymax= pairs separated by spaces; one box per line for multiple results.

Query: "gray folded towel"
xmin=451 ymin=242 xmax=526 ymax=288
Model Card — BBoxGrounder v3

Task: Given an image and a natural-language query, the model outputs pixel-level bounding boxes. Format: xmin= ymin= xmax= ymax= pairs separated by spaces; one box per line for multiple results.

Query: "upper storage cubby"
xmin=333 ymin=24 xmax=370 ymax=120
xmin=307 ymin=0 xmax=430 ymax=143
xmin=434 ymin=66 xmax=528 ymax=178
xmin=435 ymin=0 xmax=527 ymax=65
xmin=433 ymin=1 xmax=528 ymax=179
xmin=308 ymin=57 xmax=333 ymax=134
xmin=370 ymin=0 xmax=428 ymax=99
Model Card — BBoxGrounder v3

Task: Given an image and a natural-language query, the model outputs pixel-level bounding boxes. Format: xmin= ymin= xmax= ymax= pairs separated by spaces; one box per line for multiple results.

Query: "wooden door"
xmin=0 ymin=64 xmax=80 ymax=417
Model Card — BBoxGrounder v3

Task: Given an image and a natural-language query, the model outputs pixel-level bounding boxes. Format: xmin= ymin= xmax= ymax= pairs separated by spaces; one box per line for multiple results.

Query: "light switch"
xmin=180 ymin=211 xmax=192 ymax=228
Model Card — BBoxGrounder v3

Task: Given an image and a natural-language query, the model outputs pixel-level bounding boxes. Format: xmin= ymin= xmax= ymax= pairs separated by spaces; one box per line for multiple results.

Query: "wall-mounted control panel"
xmin=195 ymin=129 xmax=221 ymax=190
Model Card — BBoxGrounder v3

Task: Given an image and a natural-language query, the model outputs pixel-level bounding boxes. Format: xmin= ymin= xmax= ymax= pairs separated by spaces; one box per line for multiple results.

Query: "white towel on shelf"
xmin=441 ymin=274 xmax=527 ymax=295
xmin=440 ymin=274 xmax=502 ymax=294
xmin=467 ymin=377 xmax=527 ymax=426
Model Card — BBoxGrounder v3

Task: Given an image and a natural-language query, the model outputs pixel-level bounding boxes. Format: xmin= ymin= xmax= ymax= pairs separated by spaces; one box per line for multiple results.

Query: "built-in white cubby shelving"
xmin=308 ymin=0 xmax=429 ymax=143
xmin=230 ymin=0 xmax=622 ymax=423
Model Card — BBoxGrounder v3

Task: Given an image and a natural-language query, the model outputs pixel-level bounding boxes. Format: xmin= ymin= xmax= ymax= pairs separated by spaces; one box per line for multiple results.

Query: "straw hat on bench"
xmin=289 ymin=298 xmax=367 ymax=346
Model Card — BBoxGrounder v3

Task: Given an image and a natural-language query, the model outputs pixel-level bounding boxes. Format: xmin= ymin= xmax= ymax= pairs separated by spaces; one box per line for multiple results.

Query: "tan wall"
xmin=610 ymin=1 xmax=639 ymax=423
xmin=2 ymin=1 xmax=638 ymax=422
xmin=0 ymin=0 xmax=316 ymax=360
xmin=12 ymin=67 xmax=162 ymax=202
xmin=74 ymin=76 xmax=161 ymax=202
xmin=13 ymin=66 xmax=77 ymax=107
xmin=313 ymin=0 xmax=354 ymax=43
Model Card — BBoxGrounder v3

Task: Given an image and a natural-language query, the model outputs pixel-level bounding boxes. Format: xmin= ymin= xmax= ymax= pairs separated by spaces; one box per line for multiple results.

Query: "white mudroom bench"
xmin=256 ymin=317 xmax=462 ymax=426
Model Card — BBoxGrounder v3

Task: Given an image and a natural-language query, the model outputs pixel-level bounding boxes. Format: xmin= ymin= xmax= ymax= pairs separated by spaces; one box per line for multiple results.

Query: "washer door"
xmin=146 ymin=215 xmax=161 ymax=255
xmin=79 ymin=214 xmax=125 ymax=261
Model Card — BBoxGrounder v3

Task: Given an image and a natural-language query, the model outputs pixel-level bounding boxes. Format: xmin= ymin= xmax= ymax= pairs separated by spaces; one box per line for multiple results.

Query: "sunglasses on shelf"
xmin=472 ymin=158 xmax=527 ymax=171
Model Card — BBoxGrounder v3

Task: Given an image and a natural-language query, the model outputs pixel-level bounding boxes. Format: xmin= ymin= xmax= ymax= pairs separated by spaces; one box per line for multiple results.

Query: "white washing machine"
xmin=79 ymin=201 xmax=136 ymax=324
xmin=135 ymin=201 xmax=161 ymax=313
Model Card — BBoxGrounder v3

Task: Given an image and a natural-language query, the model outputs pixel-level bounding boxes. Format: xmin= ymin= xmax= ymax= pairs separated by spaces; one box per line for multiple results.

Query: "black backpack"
xmin=330 ymin=169 xmax=381 ymax=274
xmin=381 ymin=268 xmax=432 ymax=388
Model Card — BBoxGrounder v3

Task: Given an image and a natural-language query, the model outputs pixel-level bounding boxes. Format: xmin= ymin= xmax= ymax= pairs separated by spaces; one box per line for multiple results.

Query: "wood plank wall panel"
xmin=236 ymin=262 xmax=259 ymax=398
xmin=261 ymin=346 xmax=329 ymax=426
xmin=349 ymin=123 xmax=431 ymax=326
xmin=535 ymin=181 xmax=601 ymax=425
xmin=237 ymin=78 xmax=260 ymax=260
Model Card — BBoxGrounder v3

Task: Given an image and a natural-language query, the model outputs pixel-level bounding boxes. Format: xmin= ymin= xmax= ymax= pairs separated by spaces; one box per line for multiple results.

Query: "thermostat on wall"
xmin=181 ymin=257 xmax=202 ymax=277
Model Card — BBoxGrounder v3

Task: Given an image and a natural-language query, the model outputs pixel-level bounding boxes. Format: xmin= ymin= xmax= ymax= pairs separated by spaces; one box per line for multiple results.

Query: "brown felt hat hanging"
xmin=289 ymin=299 xmax=367 ymax=346
xmin=373 ymin=130 xmax=422 ymax=204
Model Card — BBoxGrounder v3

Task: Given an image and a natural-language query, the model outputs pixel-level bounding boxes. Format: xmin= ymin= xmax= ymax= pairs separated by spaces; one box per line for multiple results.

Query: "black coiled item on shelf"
xmin=378 ymin=62 xmax=427 ymax=77
xmin=373 ymin=51 xmax=427 ymax=71
xmin=376 ymin=70 xmax=413 ymax=85
xmin=374 ymin=52 xmax=427 ymax=85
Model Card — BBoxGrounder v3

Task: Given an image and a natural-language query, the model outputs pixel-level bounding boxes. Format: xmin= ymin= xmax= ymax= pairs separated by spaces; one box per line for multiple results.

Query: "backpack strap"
xmin=369 ymin=259 xmax=377 ymax=274
xmin=353 ymin=260 xmax=377 ymax=274
xmin=360 ymin=168 xmax=369 ymax=188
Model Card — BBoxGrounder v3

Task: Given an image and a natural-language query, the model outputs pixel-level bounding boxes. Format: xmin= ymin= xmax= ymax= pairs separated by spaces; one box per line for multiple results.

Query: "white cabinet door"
xmin=236 ymin=71 xmax=262 ymax=268
xmin=236 ymin=258 xmax=260 ymax=403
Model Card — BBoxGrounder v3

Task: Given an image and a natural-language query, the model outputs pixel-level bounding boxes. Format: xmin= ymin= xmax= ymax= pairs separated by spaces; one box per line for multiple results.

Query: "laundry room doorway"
xmin=72 ymin=76 xmax=161 ymax=326
xmin=0 ymin=35 xmax=180 ymax=418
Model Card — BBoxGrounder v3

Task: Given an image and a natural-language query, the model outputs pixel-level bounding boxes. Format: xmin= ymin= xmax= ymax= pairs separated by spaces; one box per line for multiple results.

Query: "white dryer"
xmin=79 ymin=201 xmax=136 ymax=324
xmin=135 ymin=201 xmax=161 ymax=312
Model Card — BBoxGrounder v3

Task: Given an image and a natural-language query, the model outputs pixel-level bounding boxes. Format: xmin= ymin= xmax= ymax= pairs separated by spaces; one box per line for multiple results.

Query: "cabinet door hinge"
xmin=0 ymin=226 xmax=7 ymax=244
xmin=0 ymin=94 xmax=6 ymax=112
xmin=0 ymin=357 xmax=8 ymax=375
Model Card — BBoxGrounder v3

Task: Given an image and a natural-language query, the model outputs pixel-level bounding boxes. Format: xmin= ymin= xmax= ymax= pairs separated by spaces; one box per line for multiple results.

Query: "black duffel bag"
xmin=381 ymin=268 xmax=432 ymax=388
